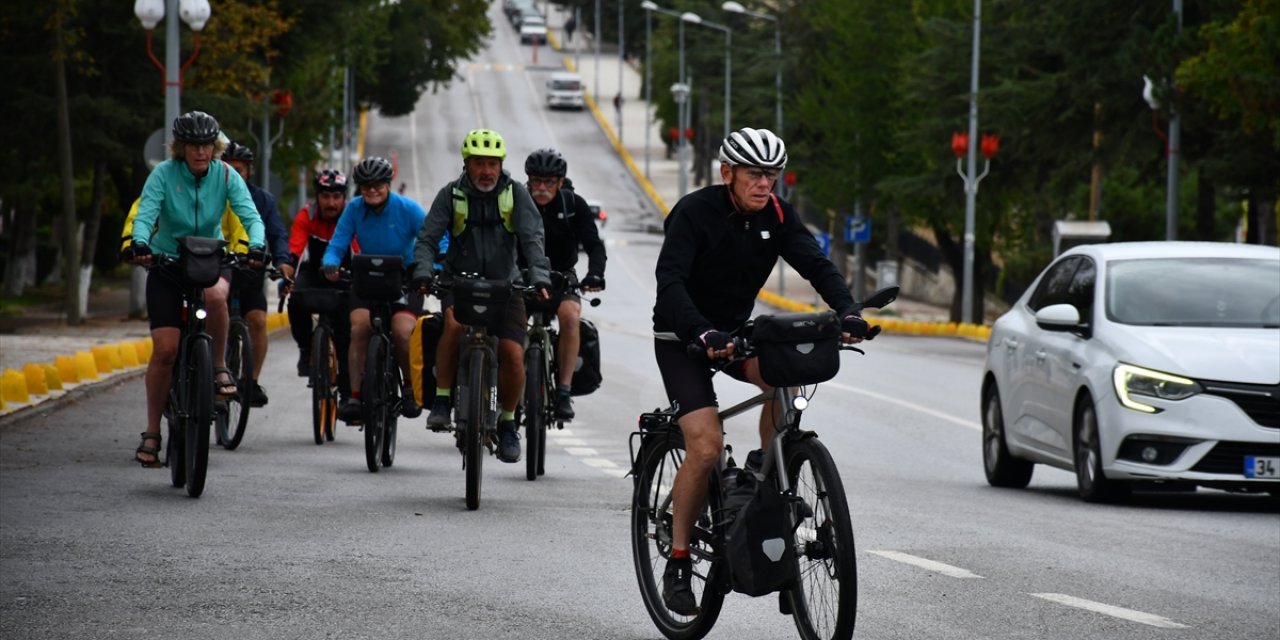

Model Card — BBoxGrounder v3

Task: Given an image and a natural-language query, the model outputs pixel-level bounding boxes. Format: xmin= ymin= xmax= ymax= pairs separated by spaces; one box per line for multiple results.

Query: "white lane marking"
xmin=1031 ymin=593 xmax=1189 ymax=629
xmin=867 ymin=550 xmax=985 ymax=579
xmin=826 ymin=381 xmax=982 ymax=431
xmin=566 ymin=447 xmax=599 ymax=456
xmin=582 ymin=458 xmax=619 ymax=469
xmin=556 ymin=438 xmax=588 ymax=446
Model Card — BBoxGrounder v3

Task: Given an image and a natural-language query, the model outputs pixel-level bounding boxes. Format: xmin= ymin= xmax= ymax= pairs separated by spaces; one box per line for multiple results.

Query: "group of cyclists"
xmin=124 ymin=109 xmax=876 ymax=623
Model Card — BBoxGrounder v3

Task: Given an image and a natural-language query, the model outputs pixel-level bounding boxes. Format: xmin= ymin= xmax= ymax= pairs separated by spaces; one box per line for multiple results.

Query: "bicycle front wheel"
xmin=363 ymin=337 xmax=388 ymax=473
xmin=380 ymin=367 xmax=399 ymax=468
xmin=783 ymin=437 xmax=857 ymax=640
xmin=220 ymin=320 xmax=252 ymax=450
xmin=166 ymin=391 xmax=185 ymax=488
xmin=464 ymin=347 xmax=488 ymax=511
xmin=523 ymin=343 xmax=546 ymax=481
xmin=630 ymin=431 xmax=725 ymax=640
xmin=310 ymin=324 xmax=337 ymax=445
xmin=185 ymin=338 xmax=214 ymax=498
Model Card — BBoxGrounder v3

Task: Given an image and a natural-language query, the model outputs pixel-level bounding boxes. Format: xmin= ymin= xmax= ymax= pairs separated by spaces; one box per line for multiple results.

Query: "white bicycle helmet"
xmin=718 ymin=127 xmax=787 ymax=170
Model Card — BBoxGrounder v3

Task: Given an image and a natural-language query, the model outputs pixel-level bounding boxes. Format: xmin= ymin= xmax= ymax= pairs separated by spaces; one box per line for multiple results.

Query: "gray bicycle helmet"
xmin=352 ymin=156 xmax=394 ymax=185
xmin=718 ymin=127 xmax=787 ymax=170
xmin=524 ymin=148 xmax=568 ymax=177
xmin=223 ymin=140 xmax=254 ymax=163
xmin=172 ymin=111 xmax=220 ymax=144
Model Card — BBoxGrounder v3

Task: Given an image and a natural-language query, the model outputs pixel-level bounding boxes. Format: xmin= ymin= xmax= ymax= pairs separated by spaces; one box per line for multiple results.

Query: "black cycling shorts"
xmin=443 ymin=293 xmax=528 ymax=344
xmin=349 ymin=290 xmax=425 ymax=317
xmin=146 ymin=265 xmax=233 ymax=330
xmin=654 ymin=338 xmax=750 ymax=419
xmin=231 ymin=268 xmax=267 ymax=314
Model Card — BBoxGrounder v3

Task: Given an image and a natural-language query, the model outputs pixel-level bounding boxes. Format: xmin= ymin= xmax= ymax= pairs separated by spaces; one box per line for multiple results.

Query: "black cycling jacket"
xmin=530 ymin=186 xmax=606 ymax=278
xmin=652 ymin=185 xmax=855 ymax=343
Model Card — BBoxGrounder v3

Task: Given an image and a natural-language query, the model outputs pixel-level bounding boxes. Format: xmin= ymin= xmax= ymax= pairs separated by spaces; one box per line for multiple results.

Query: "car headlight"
xmin=1112 ymin=364 xmax=1202 ymax=413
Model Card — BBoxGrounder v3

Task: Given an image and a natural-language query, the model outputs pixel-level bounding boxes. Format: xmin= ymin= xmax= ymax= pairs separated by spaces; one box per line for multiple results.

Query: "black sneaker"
xmin=496 ymin=420 xmax=521 ymax=463
xmin=338 ymin=398 xmax=362 ymax=424
xmin=426 ymin=396 xmax=452 ymax=431
xmin=400 ymin=385 xmax=422 ymax=418
xmin=662 ymin=557 xmax=700 ymax=616
xmin=296 ymin=351 xmax=310 ymax=377
xmin=554 ymin=394 xmax=575 ymax=420
xmin=249 ymin=382 xmax=269 ymax=407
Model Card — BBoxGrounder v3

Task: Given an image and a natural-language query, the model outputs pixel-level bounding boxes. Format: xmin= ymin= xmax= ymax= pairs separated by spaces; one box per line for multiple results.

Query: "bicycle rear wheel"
xmin=464 ymin=348 xmax=488 ymax=510
xmin=630 ymin=430 xmax=725 ymax=640
xmin=310 ymin=324 xmax=337 ymax=445
xmin=220 ymin=320 xmax=252 ymax=450
xmin=363 ymin=337 xmax=388 ymax=473
xmin=523 ymin=344 xmax=546 ymax=481
xmin=783 ymin=437 xmax=857 ymax=640
xmin=185 ymin=338 xmax=214 ymax=498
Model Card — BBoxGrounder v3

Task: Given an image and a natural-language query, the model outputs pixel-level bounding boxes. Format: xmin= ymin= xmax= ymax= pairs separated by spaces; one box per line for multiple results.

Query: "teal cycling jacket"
xmin=133 ymin=158 xmax=265 ymax=257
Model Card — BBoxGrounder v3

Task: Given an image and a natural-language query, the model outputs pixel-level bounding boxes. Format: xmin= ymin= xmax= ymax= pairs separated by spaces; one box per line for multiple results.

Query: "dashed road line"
xmin=867 ymin=550 xmax=985 ymax=578
xmin=1031 ymin=593 xmax=1189 ymax=629
xmin=826 ymin=381 xmax=982 ymax=431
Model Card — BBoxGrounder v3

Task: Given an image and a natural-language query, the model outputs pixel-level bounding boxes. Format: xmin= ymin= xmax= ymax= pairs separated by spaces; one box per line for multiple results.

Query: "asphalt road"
xmin=3 ymin=4 xmax=1277 ymax=639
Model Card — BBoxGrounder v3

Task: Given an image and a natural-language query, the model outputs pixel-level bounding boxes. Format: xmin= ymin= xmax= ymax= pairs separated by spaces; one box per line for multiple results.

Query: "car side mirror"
xmin=1035 ymin=303 xmax=1085 ymax=333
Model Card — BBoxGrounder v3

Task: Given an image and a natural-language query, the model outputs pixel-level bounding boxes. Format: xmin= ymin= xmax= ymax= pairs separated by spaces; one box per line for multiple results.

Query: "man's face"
xmin=359 ymin=181 xmax=390 ymax=207
xmin=184 ymin=142 xmax=215 ymax=175
xmin=316 ymin=191 xmax=346 ymax=219
xmin=466 ymin=156 xmax=503 ymax=193
xmin=721 ymin=164 xmax=780 ymax=213
xmin=227 ymin=159 xmax=252 ymax=182
xmin=527 ymin=175 xmax=562 ymax=206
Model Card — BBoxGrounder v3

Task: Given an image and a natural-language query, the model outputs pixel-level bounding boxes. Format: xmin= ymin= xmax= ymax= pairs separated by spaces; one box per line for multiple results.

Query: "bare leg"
xmin=671 ymin=407 xmax=722 ymax=551
xmin=348 ymin=308 xmax=371 ymax=394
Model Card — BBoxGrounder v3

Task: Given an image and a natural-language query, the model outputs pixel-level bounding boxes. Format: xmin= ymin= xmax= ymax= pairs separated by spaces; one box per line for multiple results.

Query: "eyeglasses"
xmin=359 ymin=183 xmax=387 ymax=193
xmin=528 ymin=177 xmax=561 ymax=187
xmin=739 ymin=168 xmax=780 ymax=183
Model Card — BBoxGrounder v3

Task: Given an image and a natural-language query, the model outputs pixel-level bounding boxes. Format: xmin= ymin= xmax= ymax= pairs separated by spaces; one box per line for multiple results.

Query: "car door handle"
xmin=1035 ymin=349 xmax=1047 ymax=363
xmin=1004 ymin=338 xmax=1019 ymax=351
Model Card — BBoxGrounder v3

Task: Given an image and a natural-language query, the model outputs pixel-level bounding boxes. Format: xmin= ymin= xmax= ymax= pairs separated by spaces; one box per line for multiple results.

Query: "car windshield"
xmin=551 ymin=79 xmax=581 ymax=91
xmin=1106 ymin=257 xmax=1280 ymax=328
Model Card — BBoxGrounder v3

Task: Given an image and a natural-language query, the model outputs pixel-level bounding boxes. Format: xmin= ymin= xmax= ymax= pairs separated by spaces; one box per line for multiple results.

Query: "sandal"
xmin=214 ymin=367 xmax=238 ymax=397
xmin=135 ymin=432 xmax=162 ymax=468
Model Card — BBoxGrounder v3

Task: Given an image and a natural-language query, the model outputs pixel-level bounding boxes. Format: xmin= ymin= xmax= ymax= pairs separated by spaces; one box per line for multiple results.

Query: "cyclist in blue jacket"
xmin=322 ymin=156 xmax=433 ymax=422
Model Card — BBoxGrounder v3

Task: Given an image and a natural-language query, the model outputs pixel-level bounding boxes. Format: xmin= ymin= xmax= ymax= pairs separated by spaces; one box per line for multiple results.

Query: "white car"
xmin=520 ymin=22 xmax=548 ymax=45
xmin=981 ymin=241 xmax=1280 ymax=502
xmin=545 ymin=72 xmax=585 ymax=110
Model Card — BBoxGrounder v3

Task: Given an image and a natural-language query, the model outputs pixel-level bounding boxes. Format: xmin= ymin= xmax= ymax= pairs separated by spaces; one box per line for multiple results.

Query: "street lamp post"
xmin=681 ymin=12 xmax=731 ymax=141
xmin=618 ymin=1 xmax=625 ymax=144
xmin=961 ymin=0 xmax=981 ymax=325
xmin=721 ymin=1 xmax=780 ymax=137
xmin=134 ymin=0 xmax=212 ymax=144
xmin=643 ymin=4 xmax=653 ymax=179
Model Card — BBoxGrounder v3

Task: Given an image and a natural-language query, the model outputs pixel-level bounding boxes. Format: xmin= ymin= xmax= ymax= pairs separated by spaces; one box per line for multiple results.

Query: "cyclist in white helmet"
xmin=651 ymin=127 xmax=874 ymax=615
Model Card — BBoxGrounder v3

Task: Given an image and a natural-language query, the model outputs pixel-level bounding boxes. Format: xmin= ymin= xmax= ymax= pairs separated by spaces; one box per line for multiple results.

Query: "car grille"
xmin=1190 ymin=441 xmax=1280 ymax=474
xmin=1200 ymin=381 xmax=1280 ymax=428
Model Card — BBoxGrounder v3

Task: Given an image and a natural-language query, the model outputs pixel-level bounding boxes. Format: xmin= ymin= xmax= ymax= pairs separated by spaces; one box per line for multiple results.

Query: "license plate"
xmin=1244 ymin=456 xmax=1279 ymax=479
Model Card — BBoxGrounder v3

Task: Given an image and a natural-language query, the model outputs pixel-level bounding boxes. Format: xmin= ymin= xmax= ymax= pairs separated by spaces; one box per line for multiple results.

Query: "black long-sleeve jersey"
xmin=652 ymin=185 xmax=855 ymax=343
xmin=531 ymin=186 xmax=607 ymax=278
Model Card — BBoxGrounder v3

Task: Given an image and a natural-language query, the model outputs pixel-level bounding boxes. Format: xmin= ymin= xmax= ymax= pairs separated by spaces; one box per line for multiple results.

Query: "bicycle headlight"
xmin=195 ymin=308 xmax=208 ymax=320
xmin=1112 ymin=364 xmax=1201 ymax=413
xmin=792 ymin=396 xmax=809 ymax=411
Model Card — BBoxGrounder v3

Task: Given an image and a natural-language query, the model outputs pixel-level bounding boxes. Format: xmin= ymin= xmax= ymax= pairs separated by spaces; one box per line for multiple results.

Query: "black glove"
xmin=127 ymin=243 xmax=151 ymax=263
xmin=411 ymin=274 xmax=434 ymax=293
xmin=841 ymin=312 xmax=880 ymax=340
xmin=247 ymin=247 xmax=268 ymax=266
xmin=321 ymin=264 xmax=340 ymax=279
xmin=697 ymin=330 xmax=732 ymax=352
xmin=535 ymin=281 xmax=553 ymax=300
xmin=580 ymin=273 xmax=605 ymax=290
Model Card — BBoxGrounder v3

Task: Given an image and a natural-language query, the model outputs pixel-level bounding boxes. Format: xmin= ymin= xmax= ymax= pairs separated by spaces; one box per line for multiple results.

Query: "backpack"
xmin=553 ymin=317 xmax=602 ymax=396
xmin=409 ymin=312 xmax=445 ymax=405
xmin=721 ymin=467 xmax=799 ymax=597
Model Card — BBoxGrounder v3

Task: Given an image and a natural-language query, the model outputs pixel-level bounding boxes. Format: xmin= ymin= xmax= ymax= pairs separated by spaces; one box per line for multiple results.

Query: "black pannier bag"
xmin=751 ymin=310 xmax=841 ymax=387
xmin=350 ymin=254 xmax=404 ymax=301
xmin=176 ymin=236 xmax=227 ymax=289
xmin=722 ymin=467 xmax=799 ymax=596
xmin=452 ymin=278 xmax=511 ymax=328
xmin=569 ymin=318 xmax=602 ymax=396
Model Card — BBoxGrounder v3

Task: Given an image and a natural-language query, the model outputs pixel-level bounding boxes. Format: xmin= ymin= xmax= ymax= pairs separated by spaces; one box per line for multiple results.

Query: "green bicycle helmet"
xmin=461 ymin=129 xmax=507 ymax=161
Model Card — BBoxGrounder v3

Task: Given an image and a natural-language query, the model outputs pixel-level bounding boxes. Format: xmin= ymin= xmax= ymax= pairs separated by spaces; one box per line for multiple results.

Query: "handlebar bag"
xmin=176 ymin=236 xmax=227 ymax=289
xmin=350 ymin=254 xmax=404 ymax=301
xmin=452 ymin=278 xmax=511 ymax=329
xmin=751 ymin=310 xmax=841 ymax=387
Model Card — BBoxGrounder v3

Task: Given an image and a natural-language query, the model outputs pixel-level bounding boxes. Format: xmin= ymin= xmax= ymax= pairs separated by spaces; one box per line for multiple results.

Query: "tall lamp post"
xmin=721 ymin=1 xmax=779 ymax=137
xmin=960 ymin=0 xmax=982 ymax=325
xmin=134 ymin=0 xmax=212 ymax=144
xmin=681 ymin=12 xmax=732 ymax=141
xmin=642 ymin=1 xmax=683 ymax=182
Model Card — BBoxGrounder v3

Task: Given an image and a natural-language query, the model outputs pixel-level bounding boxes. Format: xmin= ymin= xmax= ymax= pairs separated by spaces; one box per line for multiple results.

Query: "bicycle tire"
xmin=464 ymin=347 xmax=488 ymax=511
xmin=363 ymin=337 xmax=388 ymax=473
xmin=220 ymin=320 xmax=252 ymax=450
xmin=630 ymin=430 xmax=725 ymax=640
xmin=166 ymin=393 xmax=185 ymax=488
xmin=310 ymin=324 xmax=337 ymax=445
xmin=783 ymin=437 xmax=857 ymax=640
xmin=523 ymin=343 xmax=546 ymax=481
xmin=381 ymin=367 xmax=399 ymax=468
xmin=185 ymin=337 xmax=214 ymax=498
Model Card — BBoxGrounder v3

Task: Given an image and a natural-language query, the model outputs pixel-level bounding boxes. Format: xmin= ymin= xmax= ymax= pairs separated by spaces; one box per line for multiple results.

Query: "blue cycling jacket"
xmin=323 ymin=192 xmax=437 ymax=268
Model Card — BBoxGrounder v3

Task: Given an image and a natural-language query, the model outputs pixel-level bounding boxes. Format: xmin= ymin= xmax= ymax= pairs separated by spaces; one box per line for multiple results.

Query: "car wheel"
xmin=982 ymin=384 xmax=1034 ymax=488
xmin=1073 ymin=396 xmax=1131 ymax=503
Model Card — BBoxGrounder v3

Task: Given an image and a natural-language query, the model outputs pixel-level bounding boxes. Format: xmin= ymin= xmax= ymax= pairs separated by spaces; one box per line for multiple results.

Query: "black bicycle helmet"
xmin=223 ymin=140 xmax=255 ymax=163
xmin=352 ymin=156 xmax=394 ymax=185
xmin=524 ymin=148 xmax=568 ymax=177
xmin=172 ymin=111 xmax=220 ymax=144
xmin=314 ymin=168 xmax=349 ymax=194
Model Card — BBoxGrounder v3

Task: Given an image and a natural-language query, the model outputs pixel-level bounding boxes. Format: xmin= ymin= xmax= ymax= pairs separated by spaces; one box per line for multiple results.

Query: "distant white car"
xmin=546 ymin=72 xmax=585 ymax=110
xmin=520 ymin=20 xmax=547 ymax=45
xmin=980 ymin=241 xmax=1280 ymax=502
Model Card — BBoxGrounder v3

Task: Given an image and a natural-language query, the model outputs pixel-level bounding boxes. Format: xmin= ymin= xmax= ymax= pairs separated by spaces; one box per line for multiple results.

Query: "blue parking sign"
xmin=845 ymin=215 xmax=871 ymax=244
